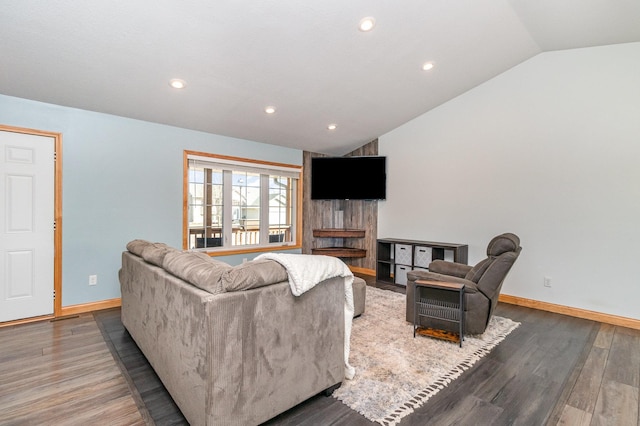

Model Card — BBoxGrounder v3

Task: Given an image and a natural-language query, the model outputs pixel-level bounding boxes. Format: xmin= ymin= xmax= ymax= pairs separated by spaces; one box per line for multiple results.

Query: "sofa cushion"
xmin=126 ymin=239 xmax=152 ymax=257
xmin=163 ymin=251 xmax=231 ymax=295
xmin=221 ymin=259 xmax=288 ymax=292
xmin=189 ymin=251 xmax=215 ymax=261
xmin=141 ymin=242 xmax=177 ymax=267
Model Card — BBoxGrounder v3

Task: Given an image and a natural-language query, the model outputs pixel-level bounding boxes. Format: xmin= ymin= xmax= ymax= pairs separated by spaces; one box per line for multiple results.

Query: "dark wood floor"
xmin=4 ymin=276 xmax=639 ymax=425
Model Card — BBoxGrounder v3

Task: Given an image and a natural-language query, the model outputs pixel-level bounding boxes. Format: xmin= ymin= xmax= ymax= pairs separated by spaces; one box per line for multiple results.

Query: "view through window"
xmin=184 ymin=151 xmax=301 ymax=252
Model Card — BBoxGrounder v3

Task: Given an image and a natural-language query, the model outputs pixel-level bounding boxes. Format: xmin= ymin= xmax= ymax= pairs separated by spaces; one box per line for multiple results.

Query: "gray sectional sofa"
xmin=119 ymin=240 xmax=353 ymax=425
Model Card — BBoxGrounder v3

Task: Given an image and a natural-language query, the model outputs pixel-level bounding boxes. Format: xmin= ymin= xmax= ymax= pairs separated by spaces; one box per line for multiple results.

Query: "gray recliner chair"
xmin=406 ymin=233 xmax=522 ymax=335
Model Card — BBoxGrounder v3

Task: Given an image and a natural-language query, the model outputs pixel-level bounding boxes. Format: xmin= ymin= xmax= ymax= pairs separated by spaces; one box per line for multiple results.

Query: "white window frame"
xmin=183 ymin=150 xmax=302 ymax=255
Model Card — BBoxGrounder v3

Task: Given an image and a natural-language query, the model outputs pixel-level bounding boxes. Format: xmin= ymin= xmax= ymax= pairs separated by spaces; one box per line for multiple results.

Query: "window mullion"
xmin=222 ymin=170 xmax=233 ymax=246
xmin=260 ymin=174 xmax=269 ymax=244
xmin=204 ymin=168 xmax=212 ymax=240
xmin=290 ymin=179 xmax=297 ymax=244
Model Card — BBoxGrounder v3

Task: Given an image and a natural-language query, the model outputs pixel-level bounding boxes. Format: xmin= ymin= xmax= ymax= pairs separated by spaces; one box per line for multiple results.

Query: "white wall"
xmin=0 ymin=94 xmax=302 ymax=307
xmin=379 ymin=42 xmax=640 ymax=320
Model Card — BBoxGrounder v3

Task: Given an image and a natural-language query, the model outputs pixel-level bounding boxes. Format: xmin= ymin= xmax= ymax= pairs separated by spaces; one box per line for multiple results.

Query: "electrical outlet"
xmin=543 ymin=276 xmax=552 ymax=287
xmin=89 ymin=275 xmax=98 ymax=286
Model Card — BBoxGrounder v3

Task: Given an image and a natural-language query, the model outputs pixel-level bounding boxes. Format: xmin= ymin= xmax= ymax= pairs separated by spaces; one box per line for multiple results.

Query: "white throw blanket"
xmin=255 ymin=253 xmax=356 ymax=380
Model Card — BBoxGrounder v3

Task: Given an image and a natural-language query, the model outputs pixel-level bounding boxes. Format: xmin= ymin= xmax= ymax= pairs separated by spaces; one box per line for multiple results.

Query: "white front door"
xmin=0 ymin=130 xmax=55 ymax=322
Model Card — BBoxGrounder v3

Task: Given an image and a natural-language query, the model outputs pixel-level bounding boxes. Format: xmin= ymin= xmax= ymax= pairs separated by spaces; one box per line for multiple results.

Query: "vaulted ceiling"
xmin=2 ymin=0 xmax=639 ymax=155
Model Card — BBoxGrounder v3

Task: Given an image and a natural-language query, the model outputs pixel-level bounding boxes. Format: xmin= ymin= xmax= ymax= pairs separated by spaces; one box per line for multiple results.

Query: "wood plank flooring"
xmin=557 ymin=324 xmax=640 ymax=425
xmin=94 ymin=310 xmax=184 ymax=425
xmin=2 ymin=278 xmax=639 ymax=426
xmin=0 ymin=313 xmax=144 ymax=425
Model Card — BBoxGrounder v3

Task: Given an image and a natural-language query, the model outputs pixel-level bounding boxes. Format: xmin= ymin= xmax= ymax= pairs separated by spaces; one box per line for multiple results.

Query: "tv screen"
xmin=311 ymin=156 xmax=386 ymax=200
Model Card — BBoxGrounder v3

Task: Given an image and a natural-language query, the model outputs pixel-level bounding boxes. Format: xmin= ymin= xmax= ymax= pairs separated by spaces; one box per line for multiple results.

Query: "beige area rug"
xmin=333 ymin=286 xmax=520 ymax=426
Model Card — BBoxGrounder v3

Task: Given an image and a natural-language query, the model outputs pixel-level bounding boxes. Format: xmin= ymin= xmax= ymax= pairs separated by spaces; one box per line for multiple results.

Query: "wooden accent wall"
xmin=302 ymin=140 xmax=378 ymax=272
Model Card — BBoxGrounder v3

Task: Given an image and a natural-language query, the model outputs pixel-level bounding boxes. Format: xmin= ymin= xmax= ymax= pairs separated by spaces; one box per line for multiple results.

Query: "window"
xmin=184 ymin=151 xmax=301 ymax=254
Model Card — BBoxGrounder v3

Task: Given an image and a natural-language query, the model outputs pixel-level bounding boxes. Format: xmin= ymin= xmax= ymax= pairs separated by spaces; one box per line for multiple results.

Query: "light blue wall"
xmin=0 ymin=94 xmax=302 ymax=306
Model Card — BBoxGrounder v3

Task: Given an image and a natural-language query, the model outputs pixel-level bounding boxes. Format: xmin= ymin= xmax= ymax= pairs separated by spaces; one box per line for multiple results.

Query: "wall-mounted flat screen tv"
xmin=311 ymin=156 xmax=386 ymax=200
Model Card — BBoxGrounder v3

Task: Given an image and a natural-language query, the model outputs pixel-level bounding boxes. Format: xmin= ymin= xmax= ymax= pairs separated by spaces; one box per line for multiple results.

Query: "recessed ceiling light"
xmin=327 ymin=124 xmax=337 ymax=131
xmin=264 ymin=106 xmax=276 ymax=114
xmin=359 ymin=17 xmax=376 ymax=32
xmin=169 ymin=78 xmax=186 ymax=89
xmin=422 ymin=62 xmax=435 ymax=71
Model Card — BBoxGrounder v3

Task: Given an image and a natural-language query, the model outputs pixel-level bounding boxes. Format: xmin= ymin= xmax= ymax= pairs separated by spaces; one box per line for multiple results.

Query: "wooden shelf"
xmin=312 ymin=228 xmax=366 ymax=259
xmin=311 ymin=247 xmax=367 ymax=258
xmin=312 ymin=228 xmax=365 ymax=238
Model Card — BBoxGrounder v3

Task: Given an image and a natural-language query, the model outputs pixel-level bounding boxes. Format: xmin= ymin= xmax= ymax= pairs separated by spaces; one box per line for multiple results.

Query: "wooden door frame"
xmin=0 ymin=124 xmax=63 ymax=321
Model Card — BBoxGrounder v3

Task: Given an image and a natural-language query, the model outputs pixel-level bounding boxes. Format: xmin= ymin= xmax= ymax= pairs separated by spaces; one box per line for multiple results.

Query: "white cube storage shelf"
xmin=376 ymin=238 xmax=469 ymax=286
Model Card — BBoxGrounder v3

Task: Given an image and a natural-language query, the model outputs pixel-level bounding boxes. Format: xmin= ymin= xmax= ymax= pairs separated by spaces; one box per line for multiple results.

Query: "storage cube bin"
xmin=414 ymin=246 xmax=432 ymax=268
xmin=395 ymin=264 xmax=411 ymax=286
xmin=394 ymin=244 xmax=412 ymax=266
xmin=444 ymin=249 xmax=455 ymax=262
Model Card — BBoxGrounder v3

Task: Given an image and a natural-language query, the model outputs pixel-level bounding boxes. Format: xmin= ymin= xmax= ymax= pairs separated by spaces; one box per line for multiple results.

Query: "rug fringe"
xmin=373 ymin=322 xmax=521 ymax=426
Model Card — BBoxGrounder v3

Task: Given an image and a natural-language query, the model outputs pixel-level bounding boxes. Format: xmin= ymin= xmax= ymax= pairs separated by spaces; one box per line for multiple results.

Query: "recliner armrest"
xmin=428 ymin=260 xmax=472 ymax=278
